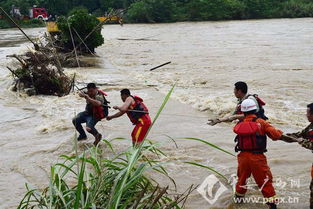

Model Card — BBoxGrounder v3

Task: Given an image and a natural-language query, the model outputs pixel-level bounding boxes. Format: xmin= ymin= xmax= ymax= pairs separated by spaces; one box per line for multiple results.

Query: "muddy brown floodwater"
xmin=0 ymin=18 xmax=312 ymax=209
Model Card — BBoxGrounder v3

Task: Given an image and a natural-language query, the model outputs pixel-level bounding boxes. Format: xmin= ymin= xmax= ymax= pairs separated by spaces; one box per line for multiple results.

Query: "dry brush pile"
xmin=6 ymin=34 xmax=95 ymax=96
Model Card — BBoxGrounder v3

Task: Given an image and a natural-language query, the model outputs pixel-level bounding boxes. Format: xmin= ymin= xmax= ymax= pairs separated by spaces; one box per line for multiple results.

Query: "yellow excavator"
xmin=47 ymin=16 xmax=123 ymax=34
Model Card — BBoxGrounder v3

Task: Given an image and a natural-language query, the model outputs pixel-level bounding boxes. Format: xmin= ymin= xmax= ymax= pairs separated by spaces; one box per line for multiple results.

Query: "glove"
xmin=207 ymin=118 xmax=221 ymax=126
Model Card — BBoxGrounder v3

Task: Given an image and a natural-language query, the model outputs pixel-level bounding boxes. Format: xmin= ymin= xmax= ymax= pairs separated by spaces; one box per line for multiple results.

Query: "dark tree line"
xmin=1 ymin=0 xmax=313 ymax=23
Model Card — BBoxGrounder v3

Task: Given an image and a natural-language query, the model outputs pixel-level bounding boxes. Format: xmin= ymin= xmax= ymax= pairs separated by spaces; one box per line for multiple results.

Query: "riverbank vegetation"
xmin=0 ymin=18 xmax=44 ymax=29
xmin=1 ymin=0 xmax=313 ymax=26
xmin=126 ymin=0 xmax=313 ymax=22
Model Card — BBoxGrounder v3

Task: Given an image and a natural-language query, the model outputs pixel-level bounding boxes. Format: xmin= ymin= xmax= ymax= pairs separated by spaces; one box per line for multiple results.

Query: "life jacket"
xmin=93 ymin=89 xmax=110 ymax=120
xmin=127 ymin=96 xmax=149 ymax=124
xmin=233 ymin=118 xmax=267 ymax=153
xmin=235 ymin=94 xmax=268 ymax=120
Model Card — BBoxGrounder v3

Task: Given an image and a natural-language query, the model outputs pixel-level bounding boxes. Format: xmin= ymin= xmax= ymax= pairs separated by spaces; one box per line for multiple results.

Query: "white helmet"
xmin=241 ymin=98 xmax=257 ymax=112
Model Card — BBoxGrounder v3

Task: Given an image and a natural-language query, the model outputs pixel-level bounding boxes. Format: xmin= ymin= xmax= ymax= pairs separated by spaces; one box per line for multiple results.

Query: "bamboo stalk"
xmin=0 ymin=7 xmax=39 ymax=50
xmin=67 ymin=20 xmax=80 ymax=68
xmin=6 ymin=66 xmax=19 ymax=78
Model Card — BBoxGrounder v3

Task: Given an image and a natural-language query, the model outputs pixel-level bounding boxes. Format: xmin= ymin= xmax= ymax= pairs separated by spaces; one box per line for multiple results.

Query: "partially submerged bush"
xmin=57 ymin=8 xmax=104 ymax=53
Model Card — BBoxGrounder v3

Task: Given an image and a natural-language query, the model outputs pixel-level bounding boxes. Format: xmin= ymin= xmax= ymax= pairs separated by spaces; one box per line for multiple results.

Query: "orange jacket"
xmin=239 ymin=114 xmax=283 ymax=140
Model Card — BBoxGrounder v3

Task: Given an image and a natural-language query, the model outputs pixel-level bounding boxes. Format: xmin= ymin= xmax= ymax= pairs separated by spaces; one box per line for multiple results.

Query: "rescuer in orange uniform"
xmin=233 ymin=98 xmax=283 ymax=209
xmin=106 ymin=89 xmax=151 ymax=146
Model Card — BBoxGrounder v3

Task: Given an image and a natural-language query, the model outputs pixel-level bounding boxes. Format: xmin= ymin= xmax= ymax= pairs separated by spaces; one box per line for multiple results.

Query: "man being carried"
xmin=106 ymin=89 xmax=151 ymax=146
xmin=72 ymin=83 xmax=108 ymax=146
xmin=280 ymin=103 xmax=313 ymax=209
xmin=208 ymin=81 xmax=267 ymax=126
xmin=233 ymin=99 xmax=282 ymax=209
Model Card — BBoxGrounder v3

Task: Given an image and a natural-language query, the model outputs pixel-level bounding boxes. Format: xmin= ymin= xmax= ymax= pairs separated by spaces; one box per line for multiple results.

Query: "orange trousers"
xmin=236 ymin=152 xmax=276 ymax=199
xmin=131 ymin=115 xmax=151 ymax=145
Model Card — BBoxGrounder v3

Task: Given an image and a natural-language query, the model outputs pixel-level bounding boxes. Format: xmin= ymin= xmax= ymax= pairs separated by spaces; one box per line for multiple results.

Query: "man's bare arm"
xmin=114 ymin=97 xmax=133 ymax=113
xmin=107 ymin=97 xmax=133 ymax=120
xmin=107 ymin=111 xmax=125 ymax=120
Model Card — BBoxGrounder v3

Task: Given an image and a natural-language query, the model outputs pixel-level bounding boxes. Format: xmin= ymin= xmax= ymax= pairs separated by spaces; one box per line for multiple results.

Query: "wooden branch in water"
xmin=7 ymin=54 xmax=27 ymax=68
xmin=69 ymin=73 xmax=76 ymax=94
xmin=0 ymin=7 xmax=39 ymax=50
xmin=67 ymin=21 xmax=80 ymax=68
xmin=6 ymin=67 xmax=19 ymax=78
xmin=149 ymin=61 xmax=171 ymax=71
xmin=150 ymin=186 xmax=169 ymax=208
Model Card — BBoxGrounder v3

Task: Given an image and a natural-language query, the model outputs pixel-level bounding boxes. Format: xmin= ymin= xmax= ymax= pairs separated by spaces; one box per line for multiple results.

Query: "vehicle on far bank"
xmin=9 ymin=6 xmax=49 ymax=21
xmin=29 ymin=7 xmax=48 ymax=21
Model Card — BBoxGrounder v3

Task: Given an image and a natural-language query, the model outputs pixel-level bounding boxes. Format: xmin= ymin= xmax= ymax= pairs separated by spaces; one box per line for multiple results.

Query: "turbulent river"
xmin=0 ymin=18 xmax=312 ymax=208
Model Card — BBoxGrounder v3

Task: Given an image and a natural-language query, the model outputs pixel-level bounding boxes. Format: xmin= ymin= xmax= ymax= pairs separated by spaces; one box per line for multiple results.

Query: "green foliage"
xmin=126 ymin=1 xmax=152 ymax=23
xmin=126 ymin=0 xmax=176 ymax=23
xmin=2 ymin=0 xmax=313 ymax=26
xmin=0 ymin=19 xmax=44 ymax=29
xmin=99 ymin=0 xmax=126 ymax=13
xmin=125 ymin=0 xmax=313 ymax=22
xmin=181 ymin=0 xmax=245 ymax=21
xmin=0 ymin=19 xmax=11 ymax=28
xmin=57 ymin=8 xmax=104 ymax=53
xmin=280 ymin=0 xmax=313 ymax=17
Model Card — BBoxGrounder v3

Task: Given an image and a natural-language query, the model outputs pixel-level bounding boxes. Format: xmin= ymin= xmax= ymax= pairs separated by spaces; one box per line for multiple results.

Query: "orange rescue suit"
xmin=233 ymin=114 xmax=282 ymax=200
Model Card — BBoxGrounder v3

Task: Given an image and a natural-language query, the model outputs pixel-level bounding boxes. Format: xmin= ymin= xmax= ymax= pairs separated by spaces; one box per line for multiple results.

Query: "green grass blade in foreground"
xmin=48 ymin=166 xmax=55 ymax=209
xmin=109 ymin=148 xmax=141 ymax=208
xmin=151 ymin=85 xmax=175 ymax=128
xmin=99 ymin=138 xmax=115 ymax=153
xmin=182 ymin=137 xmax=235 ymax=157
xmin=184 ymin=161 xmax=228 ymax=181
xmin=74 ymin=153 xmax=86 ymax=209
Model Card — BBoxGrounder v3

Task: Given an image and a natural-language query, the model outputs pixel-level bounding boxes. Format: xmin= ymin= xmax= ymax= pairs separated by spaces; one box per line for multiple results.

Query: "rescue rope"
xmin=109 ymin=109 xmax=209 ymax=118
